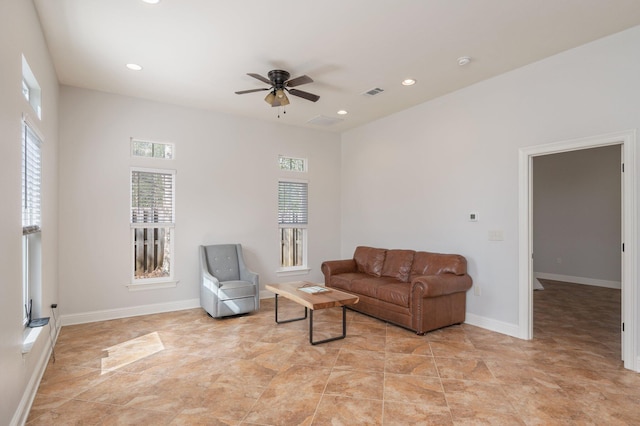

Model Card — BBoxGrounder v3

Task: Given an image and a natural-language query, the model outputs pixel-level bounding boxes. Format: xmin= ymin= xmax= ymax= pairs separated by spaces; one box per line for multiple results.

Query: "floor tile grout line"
xmin=30 ymin=282 xmax=634 ymax=425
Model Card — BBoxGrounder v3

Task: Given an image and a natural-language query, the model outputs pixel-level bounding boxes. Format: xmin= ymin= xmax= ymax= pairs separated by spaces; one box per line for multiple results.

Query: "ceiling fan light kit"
xmin=264 ymin=92 xmax=275 ymax=105
xmin=236 ymin=69 xmax=320 ymax=116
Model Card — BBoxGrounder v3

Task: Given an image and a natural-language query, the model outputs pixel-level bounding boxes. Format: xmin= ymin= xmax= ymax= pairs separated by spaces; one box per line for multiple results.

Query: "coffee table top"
xmin=266 ymin=281 xmax=359 ymax=310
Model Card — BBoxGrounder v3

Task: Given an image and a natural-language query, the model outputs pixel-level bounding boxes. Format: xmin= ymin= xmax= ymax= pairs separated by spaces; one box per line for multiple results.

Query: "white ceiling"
xmin=33 ymin=0 xmax=640 ymax=133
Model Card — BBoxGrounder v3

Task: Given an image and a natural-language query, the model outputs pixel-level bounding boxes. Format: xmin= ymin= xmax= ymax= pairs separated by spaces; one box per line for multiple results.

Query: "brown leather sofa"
xmin=321 ymin=246 xmax=472 ymax=334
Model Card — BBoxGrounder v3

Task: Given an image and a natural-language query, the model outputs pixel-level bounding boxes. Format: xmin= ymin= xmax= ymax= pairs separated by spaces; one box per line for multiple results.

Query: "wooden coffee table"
xmin=265 ymin=281 xmax=359 ymax=345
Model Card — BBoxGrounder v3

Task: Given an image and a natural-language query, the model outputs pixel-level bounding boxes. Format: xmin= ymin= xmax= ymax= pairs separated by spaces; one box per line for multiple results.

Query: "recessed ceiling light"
xmin=126 ymin=63 xmax=143 ymax=71
xmin=141 ymin=0 xmax=160 ymax=4
xmin=337 ymin=110 xmax=348 ymax=115
xmin=401 ymin=79 xmax=416 ymax=86
xmin=457 ymin=56 xmax=472 ymax=66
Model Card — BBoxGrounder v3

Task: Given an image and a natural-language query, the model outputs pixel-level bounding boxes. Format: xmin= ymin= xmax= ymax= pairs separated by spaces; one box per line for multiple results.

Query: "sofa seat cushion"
xmin=329 ymin=273 xmax=367 ymax=292
xmin=354 ymin=246 xmax=386 ymax=277
xmin=381 ymin=249 xmax=415 ymax=282
xmin=350 ymin=276 xmax=399 ymax=298
xmin=377 ymin=282 xmax=411 ymax=307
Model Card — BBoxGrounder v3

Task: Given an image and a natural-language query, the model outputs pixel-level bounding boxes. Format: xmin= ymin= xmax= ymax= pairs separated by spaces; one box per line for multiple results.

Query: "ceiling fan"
xmin=235 ymin=70 xmax=320 ymax=108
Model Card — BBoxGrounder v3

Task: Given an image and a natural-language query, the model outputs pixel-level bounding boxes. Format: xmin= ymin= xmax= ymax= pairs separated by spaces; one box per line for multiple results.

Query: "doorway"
xmin=532 ymin=146 xmax=621 ymax=357
xmin=518 ymin=130 xmax=637 ymax=372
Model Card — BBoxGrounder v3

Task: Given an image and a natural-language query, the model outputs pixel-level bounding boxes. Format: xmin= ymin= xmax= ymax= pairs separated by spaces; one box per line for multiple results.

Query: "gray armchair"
xmin=200 ymin=244 xmax=260 ymax=318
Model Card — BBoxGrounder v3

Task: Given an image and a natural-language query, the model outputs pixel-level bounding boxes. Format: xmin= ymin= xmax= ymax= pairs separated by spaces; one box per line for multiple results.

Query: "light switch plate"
xmin=489 ymin=230 xmax=504 ymax=241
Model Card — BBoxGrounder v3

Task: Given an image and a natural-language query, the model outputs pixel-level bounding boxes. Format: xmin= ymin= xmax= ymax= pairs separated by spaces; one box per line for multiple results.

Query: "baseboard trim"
xmin=535 ymin=272 xmax=621 ymax=289
xmin=11 ymin=324 xmax=60 ymax=426
xmin=60 ymin=298 xmax=201 ymax=326
xmin=464 ymin=313 xmax=521 ymax=339
xmin=260 ymin=290 xmax=275 ymax=300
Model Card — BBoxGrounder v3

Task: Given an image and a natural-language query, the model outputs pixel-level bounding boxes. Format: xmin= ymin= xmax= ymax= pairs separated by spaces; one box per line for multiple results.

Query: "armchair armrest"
xmin=239 ymin=268 xmax=259 ymax=286
xmin=199 ymin=245 xmax=221 ymax=292
xmin=237 ymin=245 xmax=259 ymax=287
xmin=411 ymin=274 xmax=472 ymax=298
xmin=201 ymin=268 xmax=221 ymax=291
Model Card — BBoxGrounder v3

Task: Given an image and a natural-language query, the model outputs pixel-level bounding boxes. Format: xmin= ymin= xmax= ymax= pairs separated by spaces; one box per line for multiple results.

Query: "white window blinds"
xmin=22 ymin=121 xmax=42 ymax=234
xmin=278 ymin=181 xmax=308 ymax=225
xmin=131 ymin=170 xmax=175 ymax=225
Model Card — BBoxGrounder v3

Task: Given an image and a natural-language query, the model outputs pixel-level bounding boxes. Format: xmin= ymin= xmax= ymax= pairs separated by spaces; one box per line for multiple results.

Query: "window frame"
xmin=131 ymin=138 xmax=174 ymax=160
xmin=278 ymin=155 xmax=308 ymax=172
xmin=22 ymin=55 xmax=41 ymax=119
xmin=277 ymin=177 xmax=309 ymax=274
xmin=129 ymin=167 xmax=177 ymax=290
xmin=21 ymin=116 xmax=43 ymax=326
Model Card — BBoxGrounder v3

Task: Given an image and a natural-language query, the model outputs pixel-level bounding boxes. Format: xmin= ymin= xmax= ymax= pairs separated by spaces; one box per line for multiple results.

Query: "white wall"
xmin=341 ymin=26 xmax=640 ymax=333
xmin=58 ymin=86 xmax=342 ymax=318
xmin=0 ymin=0 xmax=59 ymax=424
xmin=533 ymin=145 xmax=621 ymax=285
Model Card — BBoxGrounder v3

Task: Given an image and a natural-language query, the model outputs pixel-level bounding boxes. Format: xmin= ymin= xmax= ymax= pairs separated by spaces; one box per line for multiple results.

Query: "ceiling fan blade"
xmin=235 ymin=88 xmax=269 ymax=95
xmin=288 ymin=88 xmax=320 ymax=102
xmin=247 ymin=73 xmax=272 ymax=85
xmin=285 ymin=75 xmax=313 ymax=88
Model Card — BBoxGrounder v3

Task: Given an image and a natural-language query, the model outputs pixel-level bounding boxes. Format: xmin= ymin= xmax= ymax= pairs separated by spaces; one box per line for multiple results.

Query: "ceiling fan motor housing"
xmin=268 ymin=69 xmax=290 ymax=88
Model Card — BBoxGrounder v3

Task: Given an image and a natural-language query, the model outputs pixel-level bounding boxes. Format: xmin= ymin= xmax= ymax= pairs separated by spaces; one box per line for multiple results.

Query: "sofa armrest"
xmin=322 ymin=259 xmax=357 ymax=275
xmin=411 ymin=274 xmax=472 ymax=298
xmin=321 ymin=259 xmax=357 ymax=285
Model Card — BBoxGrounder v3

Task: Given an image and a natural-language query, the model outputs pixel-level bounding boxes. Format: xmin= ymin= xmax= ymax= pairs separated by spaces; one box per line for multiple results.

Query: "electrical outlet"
xmin=51 ymin=303 xmax=57 ymax=309
xmin=474 ymin=285 xmax=481 ymax=296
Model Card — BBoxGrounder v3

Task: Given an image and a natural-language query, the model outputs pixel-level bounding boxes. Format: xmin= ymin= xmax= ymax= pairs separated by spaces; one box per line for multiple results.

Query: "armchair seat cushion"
xmin=217 ymin=280 xmax=257 ymax=300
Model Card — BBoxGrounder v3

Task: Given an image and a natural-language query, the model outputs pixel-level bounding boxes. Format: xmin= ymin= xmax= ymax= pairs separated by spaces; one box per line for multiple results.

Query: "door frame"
xmin=518 ymin=130 xmax=637 ymax=371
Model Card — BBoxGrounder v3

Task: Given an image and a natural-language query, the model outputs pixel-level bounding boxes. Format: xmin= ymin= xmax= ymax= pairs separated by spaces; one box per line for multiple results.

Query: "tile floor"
xmin=27 ymin=280 xmax=640 ymax=425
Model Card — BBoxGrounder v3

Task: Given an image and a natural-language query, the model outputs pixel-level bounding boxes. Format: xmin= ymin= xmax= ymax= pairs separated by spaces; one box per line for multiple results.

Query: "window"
xmin=130 ymin=168 xmax=175 ymax=284
xmin=22 ymin=79 xmax=30 ymax=101
xmin=22 ymin=55 xmax=41 ymax=119
xmin=279 ymin=155 xmax=307 ymax=172
xmin=131 ymin=138 xmax=174 ymax=159
xmin=22 ymin=119 xmax=42 ymax=324
xmin=278 ymin=180 xmax=308 ymax=269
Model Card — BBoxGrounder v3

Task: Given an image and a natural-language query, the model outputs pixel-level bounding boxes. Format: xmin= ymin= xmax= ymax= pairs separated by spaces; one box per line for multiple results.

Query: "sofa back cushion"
xmin=410 ymin=251 xmax=467 ymax=278
xmin=353 ymin=246 xmax=386 ymax=277
xmin=381 ymin=249 xmax=415 ymax=282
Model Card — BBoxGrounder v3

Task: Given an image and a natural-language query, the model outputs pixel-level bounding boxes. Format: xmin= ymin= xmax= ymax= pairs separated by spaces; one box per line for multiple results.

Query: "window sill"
xmin=276 ymin=267 xmax=310 ymax=277
xmin=22 ymin=326 xmax=43 ymax=354
xmin=127 ymin=280 xmax=178 ymax=292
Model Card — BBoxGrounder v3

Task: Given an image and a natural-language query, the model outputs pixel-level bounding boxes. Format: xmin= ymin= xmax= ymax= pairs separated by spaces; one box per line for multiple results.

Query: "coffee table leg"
xmin=310 ymin=306 xmax=347 ymax=345
xmin=274 ymin=294 xmax=308 ymax=324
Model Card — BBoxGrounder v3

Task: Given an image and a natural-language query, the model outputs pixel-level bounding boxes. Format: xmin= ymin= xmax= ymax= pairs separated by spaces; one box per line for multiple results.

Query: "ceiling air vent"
xmin=307 ymin=115 xmax=344 ymax=126
xmin=362 ymin=87 xmax=384 ymax=96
